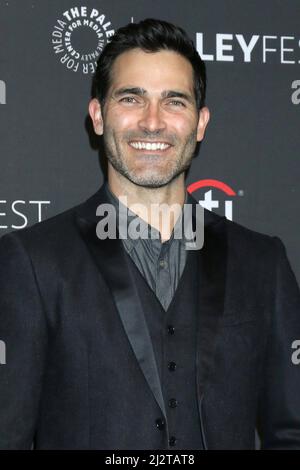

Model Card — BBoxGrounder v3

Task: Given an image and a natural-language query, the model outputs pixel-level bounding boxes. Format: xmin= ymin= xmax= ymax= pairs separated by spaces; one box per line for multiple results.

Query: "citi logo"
xmin=0 ymin=80 xmax=6 ymax=104
xmin=187 ymin=179 xmax=242 ymax=221
xmin=196 ymin=33 xmax=300 ymax=64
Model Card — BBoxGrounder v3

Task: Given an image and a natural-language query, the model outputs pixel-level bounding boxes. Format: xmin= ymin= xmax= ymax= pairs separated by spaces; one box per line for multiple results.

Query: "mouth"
xmin=128 ymin=140 xmax=172 ymax=152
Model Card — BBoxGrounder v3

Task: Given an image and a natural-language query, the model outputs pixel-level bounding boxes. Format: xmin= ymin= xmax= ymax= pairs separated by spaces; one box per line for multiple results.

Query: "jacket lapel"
xmin=75 ymin=185 xmax=167 ymax=419
xmin=196 ymin=212 xmax=227 ymax=387
xmin=185 ymin=192 xmax=227 ymax=427
xmin=194 ymin=206 xmax=227 ymax=449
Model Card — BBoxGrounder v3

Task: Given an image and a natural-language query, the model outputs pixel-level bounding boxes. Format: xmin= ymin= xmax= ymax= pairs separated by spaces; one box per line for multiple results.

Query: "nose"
xmin=138 ymin=101 xmax=166 ymax=134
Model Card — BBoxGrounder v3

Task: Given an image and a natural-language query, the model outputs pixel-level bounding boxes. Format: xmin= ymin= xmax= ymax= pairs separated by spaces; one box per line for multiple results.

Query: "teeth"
xmin=130 ymin=142 xmax=170 ymax=151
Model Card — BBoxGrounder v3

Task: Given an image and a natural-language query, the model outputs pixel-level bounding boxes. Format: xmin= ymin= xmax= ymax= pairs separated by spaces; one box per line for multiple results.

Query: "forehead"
xmin=109 ymin=48 xmax=194 ymax=94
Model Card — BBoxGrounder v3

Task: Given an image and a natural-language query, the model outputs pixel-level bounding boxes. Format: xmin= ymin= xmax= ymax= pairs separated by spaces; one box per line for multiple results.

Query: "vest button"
xmin=168 ymin=398 xmax=178 ymax=408
xmin=169 ymin=436 xmax=177 ymax=446
xmin=168 ymin=361 xmax=177 ymax=371
xmin=167 ymin=325 xmax=175 ymax=335
xmin=155 ymin=418 xmax=165 ymax=430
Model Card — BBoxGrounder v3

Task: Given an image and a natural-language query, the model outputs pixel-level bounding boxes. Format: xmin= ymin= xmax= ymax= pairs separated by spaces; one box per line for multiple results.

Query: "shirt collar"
xmin=103 ymin=180 xmax=193 ymax=252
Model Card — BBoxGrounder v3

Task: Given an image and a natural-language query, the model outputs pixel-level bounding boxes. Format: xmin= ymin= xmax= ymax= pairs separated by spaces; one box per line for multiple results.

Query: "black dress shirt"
xmin=103 ymin=181 xmax=192 ymax=310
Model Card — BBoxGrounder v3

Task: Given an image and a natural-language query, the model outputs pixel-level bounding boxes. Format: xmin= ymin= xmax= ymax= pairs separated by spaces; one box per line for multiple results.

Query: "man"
xmin=0 ymin=18 xmax=300 ymax=450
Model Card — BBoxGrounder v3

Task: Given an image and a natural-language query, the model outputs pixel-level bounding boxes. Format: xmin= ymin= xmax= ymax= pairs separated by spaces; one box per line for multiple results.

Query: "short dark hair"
xmin=92 ymin=18 xmax=207 ymax=110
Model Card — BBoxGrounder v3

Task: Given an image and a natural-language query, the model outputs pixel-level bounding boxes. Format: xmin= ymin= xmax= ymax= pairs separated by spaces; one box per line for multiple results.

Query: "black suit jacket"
xmin=0 ymin=184 xmax=300 ymax=449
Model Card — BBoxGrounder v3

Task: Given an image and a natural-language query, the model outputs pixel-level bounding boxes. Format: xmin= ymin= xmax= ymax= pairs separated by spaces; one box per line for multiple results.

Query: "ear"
xmin=88 ymin=98 xmax=104 ymax=136
xmin=196 ymin=106 xmax=210 ymax=142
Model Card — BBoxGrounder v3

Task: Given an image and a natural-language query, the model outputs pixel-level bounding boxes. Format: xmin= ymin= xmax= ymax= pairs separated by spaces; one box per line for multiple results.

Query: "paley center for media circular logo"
xmin=51 ymin=6 xmax=115 ymax=74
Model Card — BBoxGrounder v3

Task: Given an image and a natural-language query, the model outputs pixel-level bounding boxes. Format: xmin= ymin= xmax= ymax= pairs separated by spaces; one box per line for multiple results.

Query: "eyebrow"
xmin=113 ymin=87 xmax=146 ymax=97
xmin=113 ymin=87 xmax=194 ymax=103
xmin=161 ymin=90 xmax=194 ymax=104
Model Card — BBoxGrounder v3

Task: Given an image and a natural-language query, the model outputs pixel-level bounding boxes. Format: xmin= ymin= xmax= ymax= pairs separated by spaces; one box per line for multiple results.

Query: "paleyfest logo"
xmin=188 ymin=179 xmax=242 ymax=221
xmin=196 ymin=33 xmax=300 ymax=64
xmin=52 ymin=6 xmax=115 ymax=74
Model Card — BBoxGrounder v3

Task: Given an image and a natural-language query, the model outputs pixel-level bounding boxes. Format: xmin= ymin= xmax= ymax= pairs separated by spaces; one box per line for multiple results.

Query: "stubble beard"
xmin=103 ymin=126 xmax=198 ymax=189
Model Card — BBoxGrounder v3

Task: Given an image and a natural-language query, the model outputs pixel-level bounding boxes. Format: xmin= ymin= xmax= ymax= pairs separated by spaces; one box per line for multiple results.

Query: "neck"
xmin=107 ymin=168 xmax=186 ymax=242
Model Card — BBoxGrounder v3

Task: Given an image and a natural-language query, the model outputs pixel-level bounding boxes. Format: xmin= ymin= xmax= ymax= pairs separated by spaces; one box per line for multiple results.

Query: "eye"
xmin=119 ymin=96 xmax=138 ymax=103
xmin=168 ymin=100 xmax=186 ymax=107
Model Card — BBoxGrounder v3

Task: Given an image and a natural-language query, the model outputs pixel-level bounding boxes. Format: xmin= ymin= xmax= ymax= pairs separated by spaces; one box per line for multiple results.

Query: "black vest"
xmin=126 ymin=247 xmax=203 ymax=450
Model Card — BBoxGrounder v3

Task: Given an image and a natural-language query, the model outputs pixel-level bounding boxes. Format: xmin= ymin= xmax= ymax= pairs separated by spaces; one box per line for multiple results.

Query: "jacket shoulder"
xmin=221 ymin=215 xmax=282 ymax=260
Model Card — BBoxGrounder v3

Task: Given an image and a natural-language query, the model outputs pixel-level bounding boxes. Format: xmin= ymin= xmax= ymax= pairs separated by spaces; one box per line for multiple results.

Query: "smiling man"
xmin=0 ymin=18 xmax=300 ymax=450
xmin=89 ymin=37 xmax=209 ymax=245
xmin=89 ymin=48 xmax=209 ymax=194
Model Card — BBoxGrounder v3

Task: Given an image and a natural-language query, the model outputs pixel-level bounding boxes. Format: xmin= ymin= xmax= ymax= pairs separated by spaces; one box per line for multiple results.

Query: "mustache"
xmin=123 ymin=131 xmax=178 ymax=145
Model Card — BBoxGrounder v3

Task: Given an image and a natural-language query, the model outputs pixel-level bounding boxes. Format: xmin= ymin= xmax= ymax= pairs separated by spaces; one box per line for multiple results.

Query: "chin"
xmin=127 ymin=173 xmax=177 ymax=189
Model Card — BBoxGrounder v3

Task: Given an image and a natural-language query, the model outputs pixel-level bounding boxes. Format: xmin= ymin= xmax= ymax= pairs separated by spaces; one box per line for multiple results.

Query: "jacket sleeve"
xmin=257 ymin=236 xmax=300 ymax=449
xmin=0 ymin=232 xmax=48 ymax=449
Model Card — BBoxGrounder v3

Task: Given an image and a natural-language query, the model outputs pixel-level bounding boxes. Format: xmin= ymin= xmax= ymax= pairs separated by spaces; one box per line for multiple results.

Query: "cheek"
xmin=107 ymin=108 xmax=137 ymax=133
xmin=172 ymin=116 xmax=197 ymax=139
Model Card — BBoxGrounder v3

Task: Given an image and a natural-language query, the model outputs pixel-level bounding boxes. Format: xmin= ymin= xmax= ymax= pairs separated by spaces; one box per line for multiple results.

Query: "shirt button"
xmin=155 ymin=418 xmax=165 ymax=430
xmin=167 ymin=325 xmax=175 ymax=335
xmin=168 ymin=398 xmax=178 ymax=408
xmin=168 ymin=361 xmax=177 ymax=372
xmin=169 ymin=436 xmax=177 ymax=446
xmin=159 ymin=259 xmax=167 ymax=268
